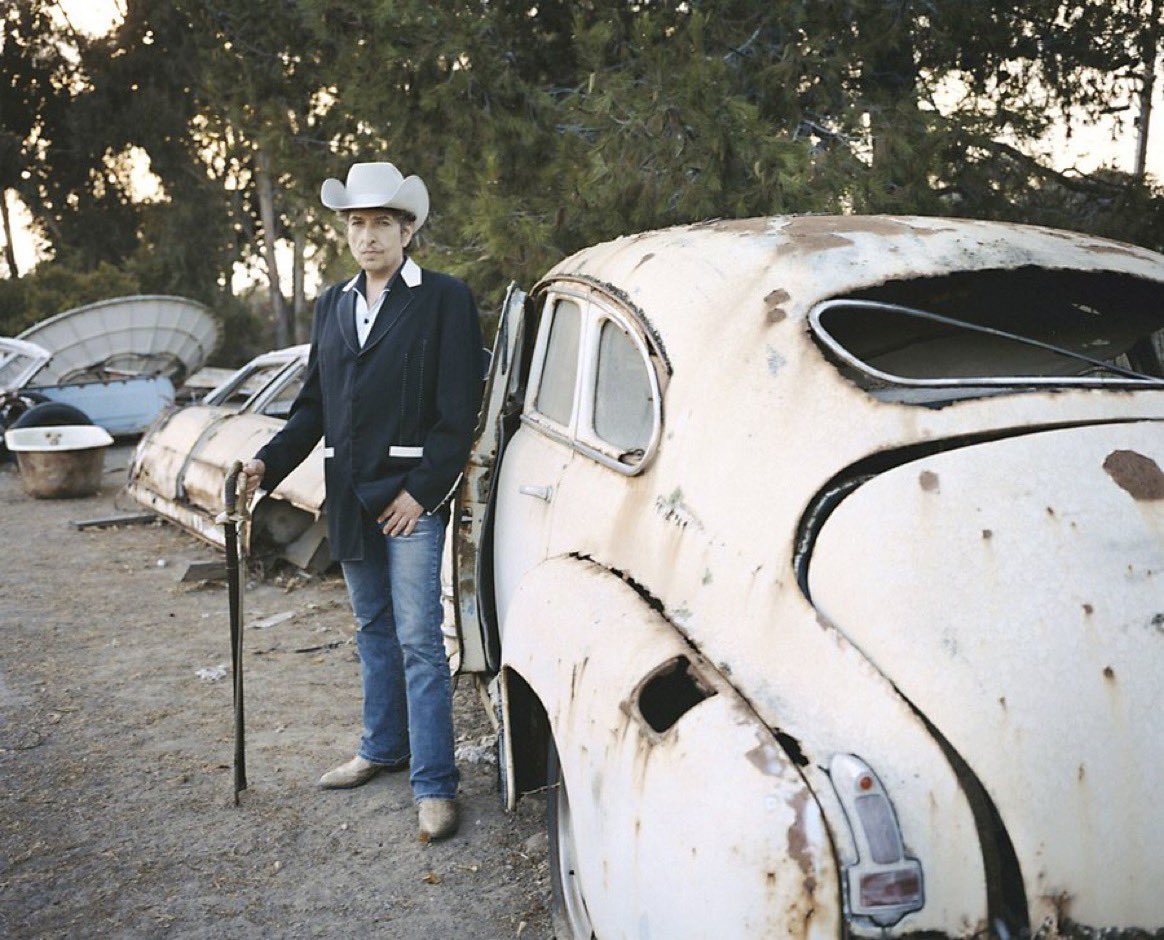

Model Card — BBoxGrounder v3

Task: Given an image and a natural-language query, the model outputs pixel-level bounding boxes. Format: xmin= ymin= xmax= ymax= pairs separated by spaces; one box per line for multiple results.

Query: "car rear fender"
xmin=499 ymin=554 xmax=840 ymax=938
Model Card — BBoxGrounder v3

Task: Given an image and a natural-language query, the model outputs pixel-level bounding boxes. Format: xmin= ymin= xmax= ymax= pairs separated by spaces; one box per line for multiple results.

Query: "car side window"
xmin=534 ymin=298 xmax=581 ymax=426
xmin=593 ymin=319 xmax=653 ymax=455
xmin=207 ymin=362 xmax=286 ymax=408
xmin=257 ymin=365 xmax=306 ymax=418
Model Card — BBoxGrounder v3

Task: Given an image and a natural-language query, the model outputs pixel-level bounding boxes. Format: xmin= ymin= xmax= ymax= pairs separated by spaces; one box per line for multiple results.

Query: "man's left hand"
xmin=378 ymin=490 xmax=425 ymax=537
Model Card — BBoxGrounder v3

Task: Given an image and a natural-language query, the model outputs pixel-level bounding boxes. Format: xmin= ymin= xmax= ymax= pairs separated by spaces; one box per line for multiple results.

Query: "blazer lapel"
xmin=360 ymin=278 xmax=415 ymax=354
xmin=337 ymin=285 xmax=360 ymax=355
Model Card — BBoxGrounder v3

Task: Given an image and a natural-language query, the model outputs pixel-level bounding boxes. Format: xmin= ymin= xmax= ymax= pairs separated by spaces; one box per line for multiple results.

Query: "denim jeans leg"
xmin=386 ymin=511 xmax=459 ymax=802
xmin=342 ymin=532 xmax=410 ymax=767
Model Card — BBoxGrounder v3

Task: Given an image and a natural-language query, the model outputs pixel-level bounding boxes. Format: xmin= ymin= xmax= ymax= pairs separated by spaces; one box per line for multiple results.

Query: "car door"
xmin=455 ymin=286 xmax=584 ymax=672
xmin=454 ymin=283 xmax=533 ymax=672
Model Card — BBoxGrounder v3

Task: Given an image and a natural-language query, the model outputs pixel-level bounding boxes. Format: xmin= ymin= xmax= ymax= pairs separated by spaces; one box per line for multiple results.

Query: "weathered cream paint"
xmin=503 ymin=557 xmax=840 ymax=938
xmin=128 ymin=406 xmax=325 ymax=553
xmin=486 ymin=217 xmax=1164 ymax=933
xmin=810 ymin=421 xmax=1164 ymax=926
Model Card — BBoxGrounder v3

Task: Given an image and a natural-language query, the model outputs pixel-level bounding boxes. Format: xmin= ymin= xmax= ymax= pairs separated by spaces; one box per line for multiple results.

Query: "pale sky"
xmin=55 ymin=0 xmax=124 ymax=37
xmin=6 ymin=0 xmax=1163 ymax=279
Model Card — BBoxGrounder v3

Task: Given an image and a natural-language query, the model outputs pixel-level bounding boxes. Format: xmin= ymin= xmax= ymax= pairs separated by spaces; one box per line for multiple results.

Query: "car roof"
xmin=542 ymin=216 xmax=1164 ymax=347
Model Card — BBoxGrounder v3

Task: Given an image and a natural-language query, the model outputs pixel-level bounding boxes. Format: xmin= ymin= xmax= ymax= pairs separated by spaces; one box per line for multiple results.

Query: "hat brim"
xmin=320 ymin=176 xmax=429 ymax=230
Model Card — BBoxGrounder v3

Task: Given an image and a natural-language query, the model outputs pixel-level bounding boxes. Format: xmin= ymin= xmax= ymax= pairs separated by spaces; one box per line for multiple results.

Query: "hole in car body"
xmin=635 ymin=655 xmax=717 ymax=734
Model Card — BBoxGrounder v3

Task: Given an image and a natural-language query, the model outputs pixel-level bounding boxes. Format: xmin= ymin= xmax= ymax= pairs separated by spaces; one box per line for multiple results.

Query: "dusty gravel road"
xmin=0 ymin=446 xmax=552 ymax=939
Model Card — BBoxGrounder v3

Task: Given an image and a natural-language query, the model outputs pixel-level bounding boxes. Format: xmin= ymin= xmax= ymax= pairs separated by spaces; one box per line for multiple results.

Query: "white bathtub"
xmin=5 ymin=425 xmax=115 ymax=498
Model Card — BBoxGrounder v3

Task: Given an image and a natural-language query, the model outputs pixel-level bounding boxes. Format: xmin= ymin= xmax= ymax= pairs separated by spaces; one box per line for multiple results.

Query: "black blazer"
xmin=256 ymin=258 xmax=483 ymax=561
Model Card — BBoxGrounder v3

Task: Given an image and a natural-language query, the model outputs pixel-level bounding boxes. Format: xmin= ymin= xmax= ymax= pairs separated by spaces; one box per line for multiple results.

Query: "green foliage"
xmin=0 ymin=257 xmax=140 ymax=335
xmin=3 ymin=0 xmax=1162 ymax=338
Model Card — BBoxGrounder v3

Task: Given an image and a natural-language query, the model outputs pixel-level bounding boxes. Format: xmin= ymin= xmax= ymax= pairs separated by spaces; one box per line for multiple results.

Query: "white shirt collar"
xmin=401 ymin=256 xmax=422 ymax=287
xmin=342 ymin=257 xmax=423 ymax=293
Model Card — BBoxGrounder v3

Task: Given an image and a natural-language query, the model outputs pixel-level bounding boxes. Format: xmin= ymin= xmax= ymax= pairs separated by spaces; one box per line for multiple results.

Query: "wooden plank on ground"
xmin=71 ymin=513 xmax=157 ymax=530
xmin=180 ymin=560 xmax=228 ymax=582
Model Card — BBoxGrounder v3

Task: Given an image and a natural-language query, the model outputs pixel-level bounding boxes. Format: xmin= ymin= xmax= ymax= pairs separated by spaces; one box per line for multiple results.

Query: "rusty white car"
xmin=452 ymin=216 xmax=1164 ymax=938
xmin=126 ymin=344 xmax=330 ymax=570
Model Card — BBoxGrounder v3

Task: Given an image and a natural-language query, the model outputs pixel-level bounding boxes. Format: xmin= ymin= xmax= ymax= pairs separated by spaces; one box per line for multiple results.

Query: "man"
xmin=241 ymin=162 xmax=482 ymax=842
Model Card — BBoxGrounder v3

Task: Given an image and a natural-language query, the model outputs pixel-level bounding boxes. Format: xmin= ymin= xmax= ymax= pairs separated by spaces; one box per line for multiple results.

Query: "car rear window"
xmin=593 ymin=319 xmax=654 ymax=454
xmin=811 ymin=268 xmax=1164 ymax=402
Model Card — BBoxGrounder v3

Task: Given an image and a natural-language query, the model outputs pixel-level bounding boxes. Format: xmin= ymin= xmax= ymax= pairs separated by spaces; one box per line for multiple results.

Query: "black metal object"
xmin=221 ymin=461 xmax=248 ymax=803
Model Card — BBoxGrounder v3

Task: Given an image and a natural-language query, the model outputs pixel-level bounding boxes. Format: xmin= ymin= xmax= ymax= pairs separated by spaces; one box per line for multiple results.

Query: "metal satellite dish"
xmin=18 ymin=295 xmax=220 ymax=386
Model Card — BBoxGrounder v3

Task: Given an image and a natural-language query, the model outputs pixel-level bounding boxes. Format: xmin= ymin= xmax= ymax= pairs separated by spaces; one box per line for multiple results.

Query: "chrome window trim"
xmin=244 ymin=359 xmax=310 ymax=415
xmin=573 ymin=304 xmax=662 ymax=476
xmin=522 ymin=285 xmax=663 ymax=476
xmin=810 ymin=298 xmax=1164 ymax=389
xmin=523 ymin=290 xmax=586 ymax=440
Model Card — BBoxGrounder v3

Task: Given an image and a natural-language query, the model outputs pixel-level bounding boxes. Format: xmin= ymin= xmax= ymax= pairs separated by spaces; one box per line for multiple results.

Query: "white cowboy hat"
xmin=320 ymin=162 xmax=430 ymax=229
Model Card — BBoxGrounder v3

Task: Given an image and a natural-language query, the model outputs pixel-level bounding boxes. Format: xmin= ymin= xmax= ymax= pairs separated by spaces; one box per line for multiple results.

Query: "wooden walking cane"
xmin=219 ymin=462 xmax=249 ymax=804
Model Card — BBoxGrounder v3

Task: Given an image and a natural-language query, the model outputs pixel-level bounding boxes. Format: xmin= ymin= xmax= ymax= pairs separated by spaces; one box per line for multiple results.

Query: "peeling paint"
xmin=745 ymin=731 xmax=788 ymax=776
xmin=775 ymin=231 xmax=853 ymax=255
xmin=654 ymin=488 xmax=703 ymax=530
xmin=1103 ymin=449 xmax=1164 ymax=500
xmin=786 ymin=788 xmax=817 ymax=898
xmin=709 ymin=217 xmax=773 ymax=235
xmin=774 ymin=214 xmax=927 ymax=256
xmin=766 ymin=346 xmax=786 ymax=376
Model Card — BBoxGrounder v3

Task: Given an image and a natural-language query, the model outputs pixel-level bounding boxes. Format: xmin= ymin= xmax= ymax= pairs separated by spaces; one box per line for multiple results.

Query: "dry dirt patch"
xmin=0 ymin=447 xmax=552 ymax=938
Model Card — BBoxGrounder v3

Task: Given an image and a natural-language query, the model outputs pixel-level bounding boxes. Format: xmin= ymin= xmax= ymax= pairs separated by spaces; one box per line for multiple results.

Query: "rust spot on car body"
xmin=708 ymin=217 xmax=773 ymax=235
xmin=774 ymin=215 xmax=933 ymax=256
xmin=1103 ymin=449 xmax=1164 ymax=500
xmin=786 ymin=789 xmax=817 ymax=898
xmin=745 ymin=732 xmax=789 ymax=776
xmin=1084 ymin=243 xmax=1152 ymax=260
xmin=764 ymin=289 xmax=791 ymax=323
xmin=919 ymin=470 xmax=940 ymax=492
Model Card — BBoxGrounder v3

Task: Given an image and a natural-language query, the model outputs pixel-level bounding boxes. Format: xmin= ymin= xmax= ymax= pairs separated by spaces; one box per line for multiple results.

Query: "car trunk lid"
xmin=807 ymin=419 xmax=1164 ymax=928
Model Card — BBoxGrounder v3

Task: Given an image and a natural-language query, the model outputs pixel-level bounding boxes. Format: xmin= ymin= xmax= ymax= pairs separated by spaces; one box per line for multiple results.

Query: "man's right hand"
xmin=240 ymin=458 xmax=266 ymax=496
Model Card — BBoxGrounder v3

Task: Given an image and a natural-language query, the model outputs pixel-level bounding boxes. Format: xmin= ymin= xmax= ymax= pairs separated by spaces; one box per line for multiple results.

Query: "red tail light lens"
xmin=860 ymin=868 xmax=923 ymax=906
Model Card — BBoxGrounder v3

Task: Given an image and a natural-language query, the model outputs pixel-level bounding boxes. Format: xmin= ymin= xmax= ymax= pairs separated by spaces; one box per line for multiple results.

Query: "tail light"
xmin=829 ymin=753 xmax=925 ymax=927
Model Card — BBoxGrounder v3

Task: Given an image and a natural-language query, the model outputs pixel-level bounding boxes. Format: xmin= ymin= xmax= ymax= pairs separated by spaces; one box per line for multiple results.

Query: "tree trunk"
xmin=859 ymin=3 xmax=922 ymax=194
xmin=255 ymin=147 xmax=291 ymax=347
xmin=1 ymin=189 xmax=20 ymax=279
xmin=1134 ymin=0 xmax=1159 ymax=179
xmin=292 ymin=222 xmax=306 ymax=345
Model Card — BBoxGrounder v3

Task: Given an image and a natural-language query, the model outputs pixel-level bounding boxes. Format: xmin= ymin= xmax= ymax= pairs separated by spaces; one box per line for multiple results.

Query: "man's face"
xmin=345 ymin=209 xmax=413 ymax=280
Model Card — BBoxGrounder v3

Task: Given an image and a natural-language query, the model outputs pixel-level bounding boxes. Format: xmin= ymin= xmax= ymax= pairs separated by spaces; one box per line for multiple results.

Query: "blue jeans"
xmin=341 ymin=510 xmax=458 ymax=802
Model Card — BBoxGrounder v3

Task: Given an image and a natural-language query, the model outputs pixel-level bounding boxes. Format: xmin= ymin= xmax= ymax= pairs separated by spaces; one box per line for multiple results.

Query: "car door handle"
xmin=518 ymin=484 xmax=553 ymax=502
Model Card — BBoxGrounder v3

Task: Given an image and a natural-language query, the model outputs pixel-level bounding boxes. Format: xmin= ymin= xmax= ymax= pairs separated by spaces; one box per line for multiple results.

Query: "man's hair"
xmin=339 ymin=207 xmax=417 ymax=228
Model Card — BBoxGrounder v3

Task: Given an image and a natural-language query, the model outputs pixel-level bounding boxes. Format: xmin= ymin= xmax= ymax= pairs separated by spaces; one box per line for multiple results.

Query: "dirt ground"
xmin=0 ymin=445 xmax=553 ymax=939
